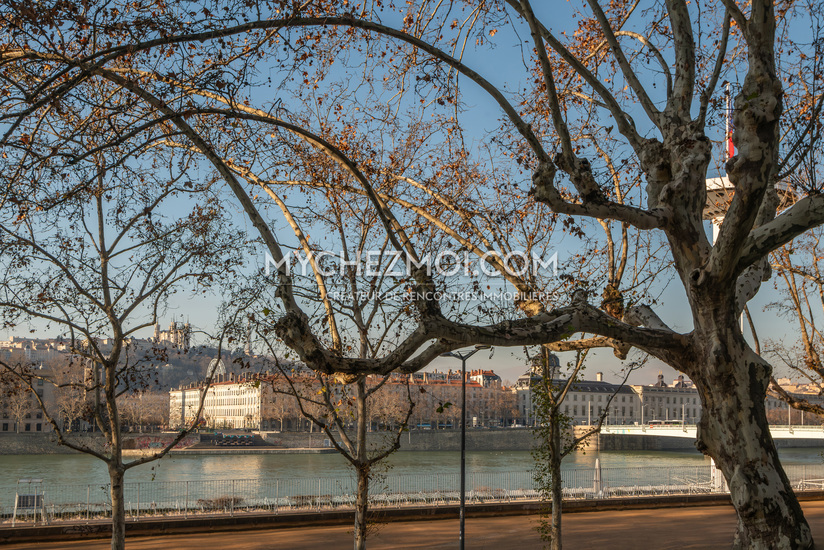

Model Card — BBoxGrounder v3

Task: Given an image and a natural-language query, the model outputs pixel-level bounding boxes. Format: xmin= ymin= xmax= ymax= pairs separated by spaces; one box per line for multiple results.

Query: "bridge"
xmin=600 ymin=424 xmax=824 ymax=439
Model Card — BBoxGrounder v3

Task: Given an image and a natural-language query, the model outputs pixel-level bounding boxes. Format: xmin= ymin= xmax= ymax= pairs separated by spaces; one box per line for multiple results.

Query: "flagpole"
xmin=726 ymin=82 xmax=732 ymax=163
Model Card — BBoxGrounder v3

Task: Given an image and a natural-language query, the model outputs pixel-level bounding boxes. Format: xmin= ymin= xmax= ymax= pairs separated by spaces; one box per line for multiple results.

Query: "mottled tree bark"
xmin=687 ymin=292 xmax=812 ymax=549
xmin=547 ymin=417 xmax=562 ymax=550
xmin=108 ymin=464 xmax=126 ymax=550
xmin=354 ymin=466 xmax=370 ymax=550
xmin=354 ymin=377 xmax=369 ymax=550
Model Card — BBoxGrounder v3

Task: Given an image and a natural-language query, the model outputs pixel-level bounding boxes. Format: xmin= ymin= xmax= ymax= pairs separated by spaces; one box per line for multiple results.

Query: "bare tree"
xmin=0 ymin=134 xmax=241 ymax=550
xmin=757 ymin=227 xmax=824 ymax=416
xmin=369 ymin=383 xmax=408 ymax=431
xmin=530 ymin=348 xmax=638 ymax=550
xmin=4 ymin=2 xmax=824 ymax=547
xmin=1 ymin=373 xmax=31 ymax=433
xmin=261 ymin=382 xmax=302 ymax=432
xmin=49 ymin=357 xmax=90 ymax=432
xmin=263 ymin=364 xmax=414 ymax=550
xmin=119 ymin=391 xmax=168 ymax=433
xmin=238 ymin=186 xmax=417 ymax=550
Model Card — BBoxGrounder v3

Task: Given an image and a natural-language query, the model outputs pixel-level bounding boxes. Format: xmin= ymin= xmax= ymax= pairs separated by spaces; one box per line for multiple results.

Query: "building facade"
xmin=169 ymin=368 xmax=517 ymax=431
xmin=514 ymin=368 xmax=803 ymax=427
xmin=170 ymin=363 xmax=819 ymax=432
xmin=630 ymin=374 xmax=701 ymax=423
xmin=153 ymin=320 xmax=191 ymax=350
xmin=0 ymin=337 xmax=69 ymax=362
xmin=514 ymin=369 xmax=639 ymax=426
xmin=0 ymin=364 xmax=56 ymax=433
xmin=170 ymin=375 xmax=269 ymax=430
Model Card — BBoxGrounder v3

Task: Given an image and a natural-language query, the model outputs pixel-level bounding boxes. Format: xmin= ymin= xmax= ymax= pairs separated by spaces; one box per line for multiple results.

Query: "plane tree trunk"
xmin=354 ymin=464 xmax=370 ymax=550
xmin=547 ymin=417 xmax=562 ymax=550
xmin=108 ymin=462 xmax=126 ymax=550
xmin=353 ymin=377 xmax=370 ymax=550
xmin=684 ymin=292 xmax=812 ymax=549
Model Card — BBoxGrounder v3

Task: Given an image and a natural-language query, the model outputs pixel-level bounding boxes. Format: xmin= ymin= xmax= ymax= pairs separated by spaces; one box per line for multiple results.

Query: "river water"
xmin=1 ymin=448 xmax=822 ymax=489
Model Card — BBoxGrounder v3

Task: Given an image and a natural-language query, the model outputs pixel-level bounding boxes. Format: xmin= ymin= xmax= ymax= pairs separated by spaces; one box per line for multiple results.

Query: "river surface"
xmin=1 ymin=448 xmax=822 ymax=489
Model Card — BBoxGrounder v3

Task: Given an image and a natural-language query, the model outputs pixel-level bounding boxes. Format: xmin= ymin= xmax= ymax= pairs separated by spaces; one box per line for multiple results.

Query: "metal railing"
xmin=4 ymin=463 xmax=824 ymax=525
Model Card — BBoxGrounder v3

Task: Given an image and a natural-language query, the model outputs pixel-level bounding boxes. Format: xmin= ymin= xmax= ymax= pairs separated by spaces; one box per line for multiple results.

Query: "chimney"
xmin=596 ymin=372 xmax=603 ymax=382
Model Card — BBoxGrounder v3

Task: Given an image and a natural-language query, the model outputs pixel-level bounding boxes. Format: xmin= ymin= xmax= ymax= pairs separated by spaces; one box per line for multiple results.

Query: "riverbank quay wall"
xmin=0 ymin=429 xmax=541 ymax=454
xmin=0 ymin=432 xmax=199 ymax=455
xmin=258 ymin=428 xmax=541 ymax=452
xmin=261 ymin=428 xmax=698 ymax=452
xmin=3 ymin=428 xmax=824 ymax=454
xmin=261 ymin=428 xmax=824 ymax=452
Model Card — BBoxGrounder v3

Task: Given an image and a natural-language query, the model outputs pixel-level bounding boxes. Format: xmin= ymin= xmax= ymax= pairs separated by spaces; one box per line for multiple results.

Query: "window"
xmin=36 ymin=424 xmax=42 ymax=432
xmin=1 ymin=423 xmax=6 ymax=431
xmin=573 ymin=394 xmax=577 ymax=401
xmin=24 ymin=424 xmax=31 ymax=432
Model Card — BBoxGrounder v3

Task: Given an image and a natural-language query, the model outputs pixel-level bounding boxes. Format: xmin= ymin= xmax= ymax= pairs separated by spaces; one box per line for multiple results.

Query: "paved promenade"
xmin=6 ymin=501 xmax=824 ymax=549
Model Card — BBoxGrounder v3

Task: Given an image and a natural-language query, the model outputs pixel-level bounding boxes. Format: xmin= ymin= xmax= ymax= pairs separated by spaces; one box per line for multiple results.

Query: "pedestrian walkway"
xmin=6 ymin=501 xmax=824 ymax=549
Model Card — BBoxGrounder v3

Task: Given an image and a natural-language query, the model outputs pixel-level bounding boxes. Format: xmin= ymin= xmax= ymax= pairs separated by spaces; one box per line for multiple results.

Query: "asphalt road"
xmin=6 ymin=501 xmax=824 ymax=549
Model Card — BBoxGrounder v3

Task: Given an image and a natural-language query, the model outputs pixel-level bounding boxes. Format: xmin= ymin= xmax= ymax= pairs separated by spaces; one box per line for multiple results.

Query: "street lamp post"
xmin=441 ymin=345 xmax=491 ymax=550
xmin=641 ymin=403 xmax=654 ymax=426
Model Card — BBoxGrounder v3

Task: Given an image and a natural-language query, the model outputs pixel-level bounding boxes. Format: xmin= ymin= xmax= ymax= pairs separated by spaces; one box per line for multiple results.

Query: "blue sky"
xmin=4 ymin=1 xmax=814 ymax=387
